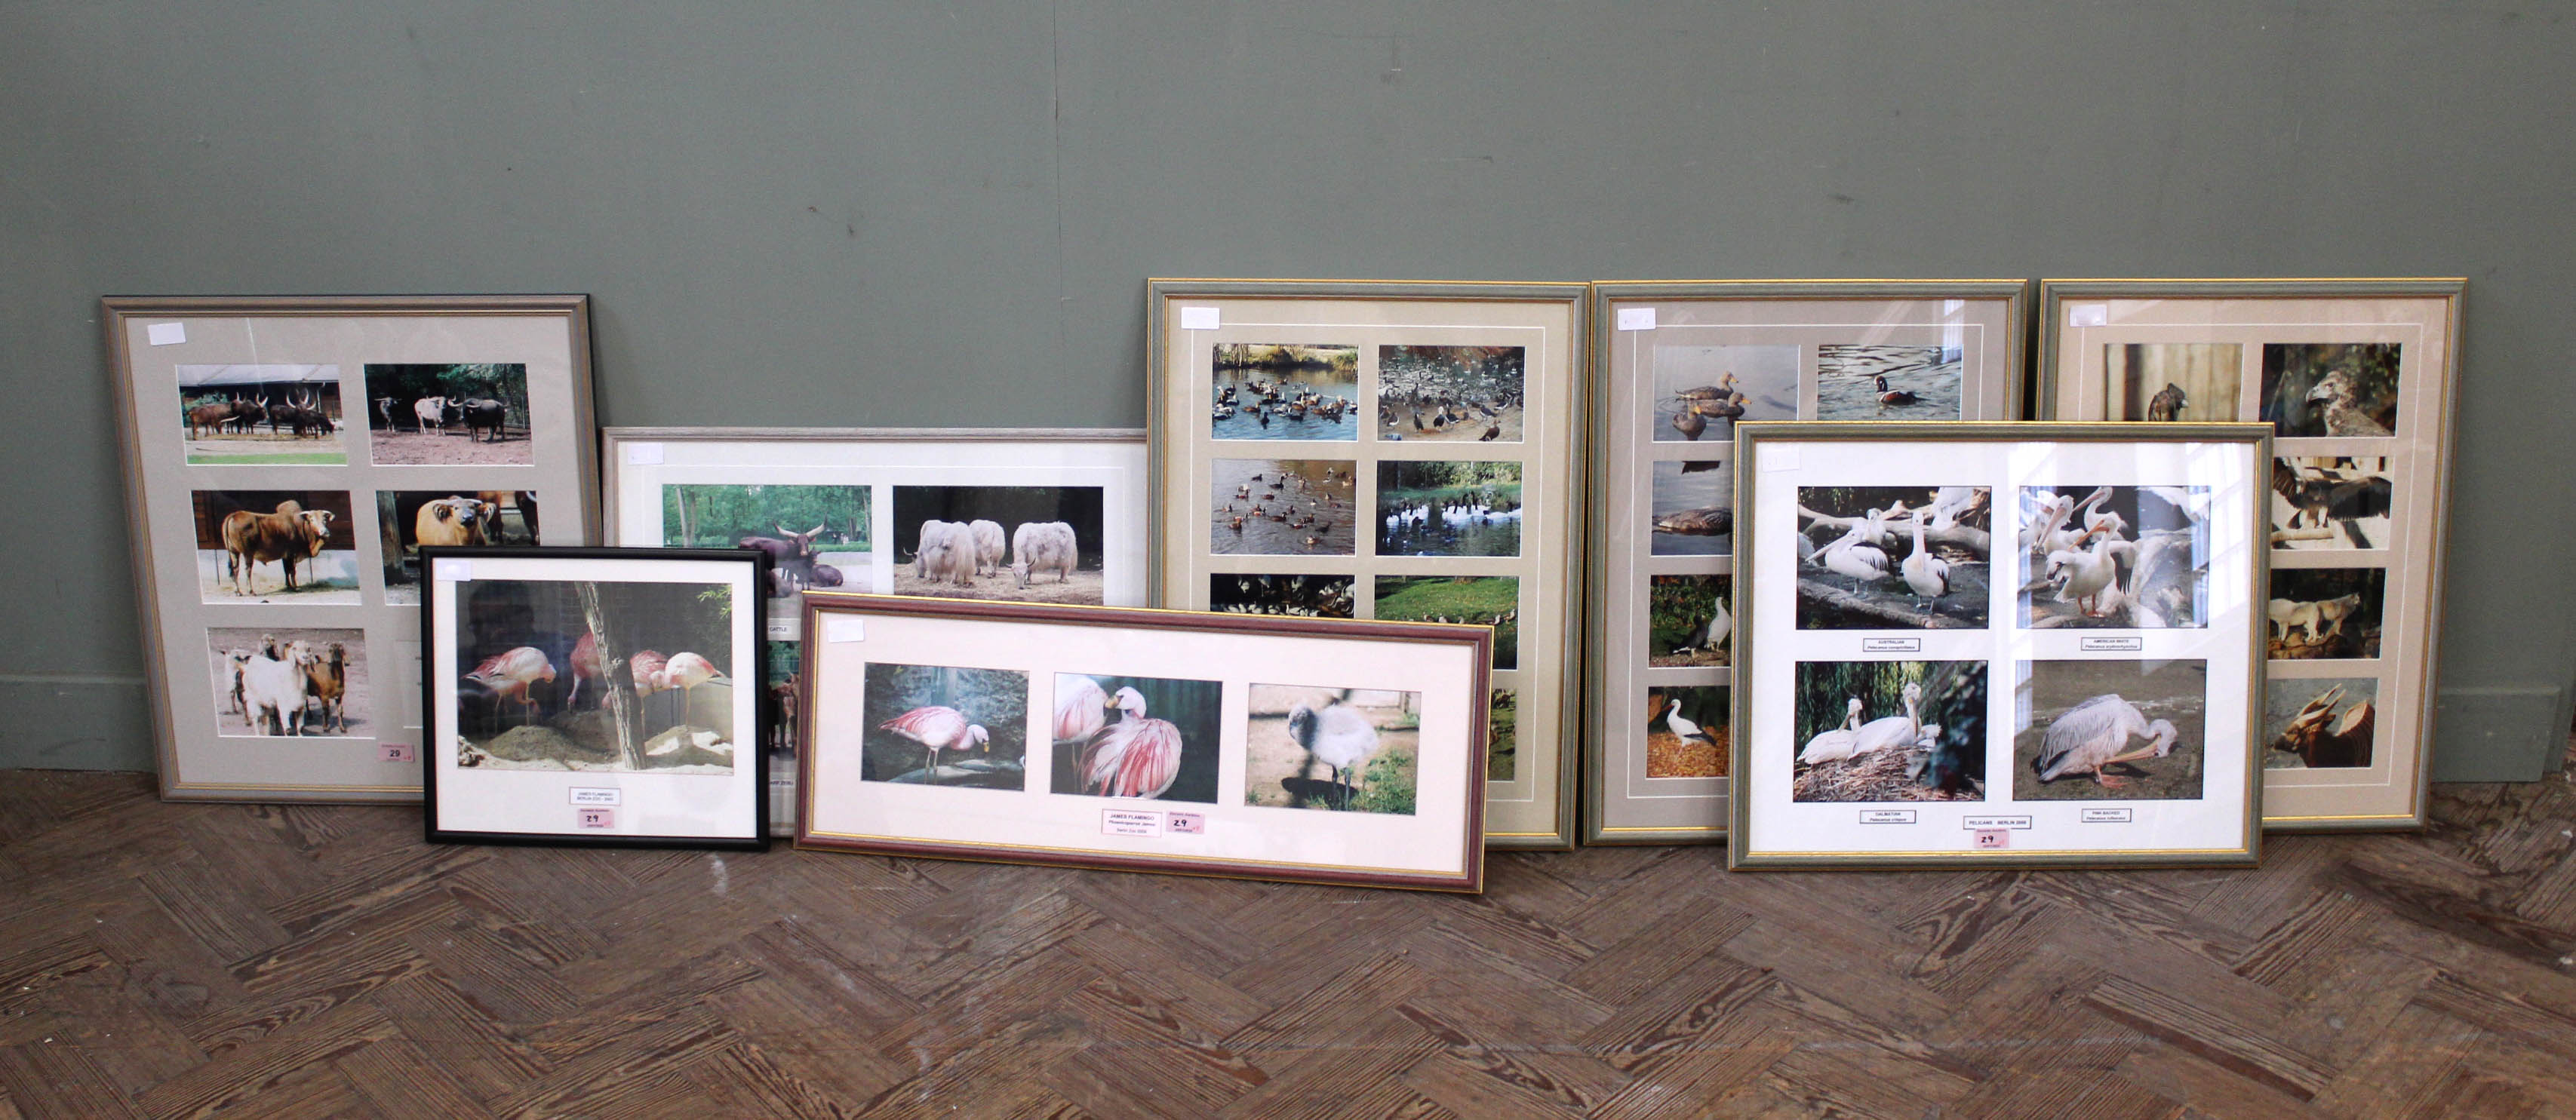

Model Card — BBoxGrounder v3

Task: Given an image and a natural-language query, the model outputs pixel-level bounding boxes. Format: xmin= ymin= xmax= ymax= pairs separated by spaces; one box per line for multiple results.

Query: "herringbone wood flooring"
xmin=7 ymin=766 xmax=2576 ymax=1119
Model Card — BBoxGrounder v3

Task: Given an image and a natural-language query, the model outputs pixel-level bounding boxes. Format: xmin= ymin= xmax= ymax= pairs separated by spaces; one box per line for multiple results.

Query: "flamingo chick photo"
xmin=1050 ymin=674 xmax=1223 ymax=803
xmin=1243 ymin=685 xmax=1422 ymax=814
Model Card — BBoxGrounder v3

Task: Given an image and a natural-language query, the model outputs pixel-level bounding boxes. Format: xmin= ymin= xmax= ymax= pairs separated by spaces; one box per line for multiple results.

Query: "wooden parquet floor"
xmin=8 ymin=768 xmax=2576 ymax=1120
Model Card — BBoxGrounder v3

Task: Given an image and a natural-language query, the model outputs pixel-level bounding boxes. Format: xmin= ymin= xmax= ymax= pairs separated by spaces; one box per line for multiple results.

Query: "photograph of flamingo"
xmin=2017 ymin=485 xmax=2212 ymax=629
xmin=1243 ymin=686 xmax=1419 ymax=814
xmin=177 ymin=364 xmax=349 ymax=465
xmin=2265 ymin=677 xmax=2378 ymax=769
xmin=1376 ymin=461 xmax=1521 ymax=557
xmin=1487 ymin=689 xmax=1517 ymax=782
xmin=1816 ymin=345 xmax=1963 ymax=420
xmin=1208 ymin=574 xmax=1354 ymax=618
xmin=1050 ymin=674 xmax=1221 ymax=803
xmin=2012 ymin=659 xmax=2206 ymax=801
xmin=189 ymin=489 xmax=361 ymax=605
xmin=1792 ymin=660 xmax=1987 ymax=802
xmin=1648 ymin=575 xmax=1730 ymax=667
xmin=379 ymin=490 xmax=540 ymax=605
xmin=1212 ymin=459 xmax=1357 ymax=557
xmin=207 ymin=627 xmax=368 ymax=739
xmin=1795 ymin=486 xmax=1991 ymax=629
xmin=2104 ymin=343 xmax=2242 ymax=423
xmin=1375 ymin=345 xmax=1524 ymax=443
xmin=859 ymin=662 xmax=1028 ymax=789
xmin=1651 ymin=344 xmax=1794 ymax=443
xmin=893 ymin=486 xmax=1108 ymax=604
xmin=1211 ymin=343 xmax=1360 ymax=441
xmin=1643 ymin=685 xmax=1727 ymax=778
xmin=1373 ymin=576 xmax=1517 ymax=670
xmin=2267 ymin=568 xmax=2387 ymax=660
xmin=1649 ymin=460 xmax=1731 ymax=557
xmin=361 ymin=363 xmax=533 ymax=465
xmin=2270 ymin=456 xmax=2393 ymax=550
xmin=665 ymin=484 xmax=868 ymax=601
xmin=449 ymin=578 xmax=739 ymax=775
xmin=2261 ymin=343 xmax=2401 ymax=438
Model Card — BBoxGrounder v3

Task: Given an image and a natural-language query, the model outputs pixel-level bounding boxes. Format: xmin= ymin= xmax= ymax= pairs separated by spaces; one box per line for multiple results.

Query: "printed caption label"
xmin=569 ymin=787 xmax=622 ymax=806
xmin=1102 ymin=809 xmax=1164 ymax=837
xmin=576 ymin=808 xmax=615 ymax=830
xmin=146 ymin=322 xmax=187 ymax=346
xmin=1615 ymin=307 xmax=1657 ymax=331
xmin=379 ymin=742 xmax=416 ymax=763
xmin=1167 ymin=812 xmax=1206 ymax=835
xmin=1179 ymin=306 xmax=1222 ymax=331
xmin=1974 ymin=830 xmax=2010 ymax=850
xmin=1861 ymin=638 xmax=1922 ymax=654
xmin=2080 ymin=637 xmax=2144 ymax=652
xmin=1857 ymin=809 xmax=1917 ymax=824
xmin=1963 ymin=815 xmax=2033 ymax=830
xmin=2080 ymin=808 xmax=2134 ymax=823
xmin=765 ymin=616 xmax=799 ymax=640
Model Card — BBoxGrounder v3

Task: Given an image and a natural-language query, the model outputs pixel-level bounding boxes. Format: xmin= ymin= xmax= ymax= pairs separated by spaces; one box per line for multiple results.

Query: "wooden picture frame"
xmin=795 ymin=593 xmax=1491 ymax=891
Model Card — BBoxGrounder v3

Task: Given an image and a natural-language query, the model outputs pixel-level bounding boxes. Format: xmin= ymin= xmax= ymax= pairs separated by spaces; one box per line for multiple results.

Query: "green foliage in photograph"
xmin=663 ymin=484 xmax=871 ymax=549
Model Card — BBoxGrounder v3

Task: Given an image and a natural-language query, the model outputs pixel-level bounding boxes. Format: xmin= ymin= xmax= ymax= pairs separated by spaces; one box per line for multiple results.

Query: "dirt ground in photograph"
xmin=1243 ymin=707 xmax=1419 ymax=813
xmin=890 ymin=566 xmax=1105 ymax=605
xmin=2012 ymin=660 xmax=2207 ymax=801
xmin=206 ymin=628 xmax=370 ymax=738
xmin=367 ymin=428 xmax=532 ymax=466
xmin=1645 ymin=726 xmax=1726 ymax=778
xmin=195 ymin=551 xmax=361 ymax=606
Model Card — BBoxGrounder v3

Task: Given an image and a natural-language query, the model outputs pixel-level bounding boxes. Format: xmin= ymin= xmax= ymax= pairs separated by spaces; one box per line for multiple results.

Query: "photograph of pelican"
xmin=2267 ymin=568 xmax=2387 ymax=660
xmin=1815 ymin=345 xmax=1963 ymax=419
xmin=1243 ymin=685 xmax=1419 ymax=814
xmin=1374 ymin=344 xmax=1523 ymax=443
xmin=893 ymin=486 xmax=1108 ymax=603
xmin=1791 ymin=660 xmax=1986 ymax=802
xmin=208 ymin=627 xmax=370 ymax=739
xmin=1649 ymin=460 xmax=1732 ymax=557
xmin=1211 ymin=343 xmax=1360 ymax=441
xmin=2012 ymin=659 xmax=2206 ymax=801
xmin=1647 ymin=574 xmax=1730 ymax=667
xmin=2017 ymin=485 xmax=2212 ymax=629
xmin=1643 ymin=685 xmax=1728 ymax=778
xmin=2265 ymin=677 xmax=2378 ymax=769
xmin=1050 ymin=674 xmax=1221 ymax=803
xmin=1651 ymin=343 xmax=1793 ymax=443
xmin=1795 ymin=486 xmax=1991 ymax=629
xmin=1487 ymin=689 xmax=1517 ymax=781
xmin=2261 ymin=342 xmax=2401 ymax=437
xmin=1376 ymin=460 xmax=1522 ymax=557
xmin=2104 ymin=342 xmax=2242 ymax=422
xmin=450 ymin=578 xmax=739 ymax=775
xmin=2271 ymin=456 xmax=2394 ymax=550
xmin=1208 ymin=573 xmax=1354 ymax=618
xmin=1373 ymin=576 xmax=1518 ymax=670
xmin=858 ymin=662 xmax=1027 ymax=789
xmin=1212 ymin=459 xmax=1357 ymax=557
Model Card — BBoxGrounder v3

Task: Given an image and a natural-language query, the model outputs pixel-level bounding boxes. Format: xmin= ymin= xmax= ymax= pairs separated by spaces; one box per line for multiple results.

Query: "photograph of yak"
xmin=450 ymin=578 xmax=740 ymax=775
xmin=2264 ymin=677 xmax=2378 ymax=770
xmin=189 ymin=489 xmax=360 ymax=605
xmin=2018 ymin=485 xmax=2212 ymax=629
xmin=2261 ymin=343 xmax=2402 ymax=438
xmin=1816 ymin=345 xmax=1964 ymax=420
xmin=1050 ymin=673 xmax=1222 ymax=803
xmin=858 ymin=663 xmax=1026 ymax=789
xmin=379 ymin=490 xmax=540 ymax=604
xmin=1643 ymin=685 xmax=1728 ymax=778
xmin=176 ymin=364 xmax=349 ymax=465
xmin=1487 ymin=689 xmax=1517 ymax=782
xmin=664 ymin=483 xmax=869 ymax=600
xmin=362 ymin=363 xmax=533 ymax=465
xmin=1648 ymin=575 xmax=1731 ymax=667
xmin=207 ymin=627 xmax=368 ymax=738
xmin=1652 ymin=343 xmax=1794 ymax=443
xmin=1649 ymin=460 xmax=1732 ymax=557
xmin=1244 ymin=685 xmax=1419 ymax=814
xmin=1374 ymin=576 xmax=1518 ymax=670
xmin=2104 ymin=342 xmax=2243 ymax=422
xmin=1210 ymin=574 xmax=1354 ymax=618
xmin=893 ymin=485 xmax=1107 ymax=603
xmin=1213 ymin=343 xmax=1360 ymax=441
xmin=1377 ymin=460 xmax=1523 ymax=557
xmin=1796 ymin=486 xmax=1991 ymax=629
xmin=2013 ymin=659 xmax=2205 ymax=801
xmin=2271 ymin=456 xmax=2394 ymax=550
xmin=1793 ymin=661 xmax=1987 ymax=802
xmin=2267 ymin=567 xmax=2387 ymax=660
xmin=1212 ymin=459 xmax=1357 ymax=557
xmin=1376 ymin=344 xmax=1525 ymax=443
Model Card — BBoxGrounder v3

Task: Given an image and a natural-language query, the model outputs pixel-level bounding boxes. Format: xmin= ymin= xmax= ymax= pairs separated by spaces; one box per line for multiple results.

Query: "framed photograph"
xmin=794 ymin=594 xmax=1490 ymax=891
xmin=1147 ymin=279 xmax=1585 ymax=850
xmin=1584 ymin=281 xmax=2027 ymax=845
xmin=601 ymin=426 xmax=1148 ymax=833
xmin=1729 ymin=422 xmax=2269 ymax=870
xmin=2037 ymin=279 xmax=2463 ymax=830
xmin=420 ymin=548 xmax=765 ymax=848
xmin=104 ymin=296 xmax=597 ymax=802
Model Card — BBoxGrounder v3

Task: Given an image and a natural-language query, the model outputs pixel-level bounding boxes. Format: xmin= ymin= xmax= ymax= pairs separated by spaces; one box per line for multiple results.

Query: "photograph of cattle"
xmin=189 ymin=489 xmax=360 ymax=605
xmin=207 ymin=628 xmax=368 ymax=738
xmin=891 ymin=486 xmax=1107 ymax=603
xmin=177 ymin=364 xmax=348 ymax=465
xmin=379 ymin=491 xmax=541 ymax=604
xmin=363 ymin=364 xmax=534 ymax=465
xmin=2104 ymin=342 xmax=2243 ymax=422
xmin=662 ymin=484 xmax=870 ymax=601
xmin=448 ymin=577 xmax=739 ymax=775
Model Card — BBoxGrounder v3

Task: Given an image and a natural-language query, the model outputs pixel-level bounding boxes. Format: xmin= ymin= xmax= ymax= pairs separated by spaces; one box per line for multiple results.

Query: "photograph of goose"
xmin=893 ymin=486 xmax=1107 ymax=603
xmin=1243 ymin=685 xmax=1420 ymax=814
xmin=2271 ymin=456 xmax=2394 ymax=550
xmin=1487 ymin=689 xmax=1516 ymax=781
xmin=2265 ymin=677 xmax=2379 ymax=769
xmin=449 ymin=578 xmax=740 ymax=775
xmin=1647 ymin=575 xmax=1731 ymax=667
xmin=1374 ymin=345 xmax=1524 ymax=443
xmin=189 ymin=489 xmax=361 ymax=605
xmin=1651 ymin=344 xmax=1794 ymax=443
xmin=1649 ymin=460 xmax=1732 ymax=556
xmin=2267 ymin=568 xmax=2387 ymax=660
xmin=1643 ymin=684 xmax=1729 ymax=778
xmin=1375 ymin=461 xmax=1523 ymax=557
xmin=664 ymin=484 xmax=868 ymax=600
xmin=177 ymin=364 xmax=349 ymax=465
xmin=1794 ymin=486 xmax=1991 ymax=629
xmin=1791 ymin=661 xmax=1987 ymax=802
xmin=2017 ymin=485 xmax=2212 ymax=629
xmin=361 ymin=363 xmax=533 ymax=466
xmin=1208 ymin=574 xmax=1355 ymax=618
xmin=2012 ymin=659 xmax=2206 ymax=801
xmin=2104 ymin=342 xmax=2242 ymax=422
xmin=1212 ymin=459 xmax=1357 ymax=557
xmin=1815 ymin=345 xmax=1963 ymax=420
xmin=1373 ymin=576 xmax=1517 ymax=670
xmin=1211 ymin=343 xmax=1360 ymax=440
xmin=2261 ymin=343 xmax=2401 ymax=437
xmin=859 ymin=663 xmax=1028 ymax=789
xmin=1050 ymin=674 xmax=1222 ymax=804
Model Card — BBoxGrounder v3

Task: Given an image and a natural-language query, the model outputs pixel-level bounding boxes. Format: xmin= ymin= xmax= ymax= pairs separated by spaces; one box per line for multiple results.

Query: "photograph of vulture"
xmin=2106 ymin=342 xmax=2241 ymax=422
xmin=2261 ymin=342 xmax=2401 ymax=437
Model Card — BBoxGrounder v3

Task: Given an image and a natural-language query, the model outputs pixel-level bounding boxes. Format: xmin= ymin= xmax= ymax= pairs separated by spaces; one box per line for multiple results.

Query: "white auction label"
xmin=766 ymin=616 xmax=800 ymax=640
xmin=824 ymin=615 xmax=865 ymax=643
xmin=1615 ymin=306 xmax=1657 ymax=331
xmin=1102 ymin=809 xmax=1164 ymax=837
xmin=1179 ymin=306 xmax=1221 ymax=331
xmin=624 ymin=442 xmax=665 ymax=465
xmin=146 ymin=322 xmax=187 ymax=346
xmin=2067 ymin=303 xmax=2109 ymax=327
xmin=437 ymin=560 xmax=472 ymax=582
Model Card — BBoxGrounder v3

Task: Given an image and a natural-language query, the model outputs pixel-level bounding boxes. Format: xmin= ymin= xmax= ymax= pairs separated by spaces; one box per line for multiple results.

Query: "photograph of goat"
xmin=2270 ymin=456 xmax=2393 ymax=551
xmin=190 ymin=489 xmax=361 ymax=605
xmin=2267 ymin=568 xmax=2387 ymax=660
xmin=449 ymin=577 xmax=741 ymax=775
xmin=207 ymin=628 xmax=368 ymax=738
xmin=362 ymin=364 xmax=535 ymax=465
xmin=890 ymin=486 xmax=1107 ymax=603
xmin=1050 ymin=674 xmax=1223 ymax=803
xmin=2012 ymin=659 xmax=2206 ymax=802
xmin=860 ymin=662 xmax=1028 ymax=789
xmin=177 ymin=364 xmax=349 ymax=465
xmin=380 ymin=491 xmax=540 ymax=604
xmin=662 ymin=483 xmax=868 ymax=600
xmin=1243 ymin=685 xmax=1421 ymax=814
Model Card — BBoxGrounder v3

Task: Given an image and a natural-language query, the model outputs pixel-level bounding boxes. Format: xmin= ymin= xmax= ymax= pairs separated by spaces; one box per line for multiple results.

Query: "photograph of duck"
xmin=1373 ymin=575 xmax=1517 ymax=670
xmin=1208 ymin=573 xmax=1355 ymax=619
xmin=1649 ymin=460 xmax=1732 ymax=556
xmin=1642 ymin=685 xmax=1728 ymax=778
xmin=2261 ymin=342 xmax=2401 ymax=437
xmin=858 ymin=662 xmax=1027 ymax=789
xmin=2266 ymin=568 xmax=2387 ymax=660
xmin=1791 ymin=660 xmax=1987 ymax=802
xmin=2104 ymin=342 xmax=2242 ymax=422
xmin=450 ymin=578 xmax=740 ymax=775
xmin=2017 ymin=485 xmax=2212 ymax=629
xmin=1647 ymin=574 xmax=1730 ymax=667
xmin=1050 ymin=674 xmax=1221 ymax=803
xmin=2270 ymin=456 xmax=2394 ymax=550
xmin=2013 ymin=659 xmax=2206 ymax=801
xmin=1375 ymin=344 xmax=1524 ymax=443
xmin=1486 ymin=689 xmax=1517 ymax=782
xmin=1210 ymin=343 xmax=1360 ymax=441
xmin=1652 ymin=343 xmax=1794 ymax=443
xmin=1376 ymin=460 xmax=1521 ymax=558
xmin=1243 ymin=686 xmax=1419 ymax=813
xmin=1815 ymin=344 xmax=1964 ymax=419
xmin=1211 ymin=459 xmax=1357 ymax=557
xmin=2264 ymin=677 xmax=2378 ymax=769
xmin=1795 ymin=486 xmax=1991 ymax=629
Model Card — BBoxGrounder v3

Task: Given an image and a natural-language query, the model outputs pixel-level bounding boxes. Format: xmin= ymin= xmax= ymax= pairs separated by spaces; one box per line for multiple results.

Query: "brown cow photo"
xmin=379 ymin=490 xmax=540 ymax=604
xmin=189 ymin=489 xmax=361 ymax=604
xmin=362 ymin=364 xmax=535 ymax=465
xmin=207 ymin=627 xmax=370 ymax=738
xmin=176 ymin=364 xmax=349 ymax=466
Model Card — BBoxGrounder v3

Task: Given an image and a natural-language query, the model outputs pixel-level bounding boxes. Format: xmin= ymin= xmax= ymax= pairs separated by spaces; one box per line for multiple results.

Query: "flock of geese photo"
xmin=1212 ymin=460 xmax=1357 ymax=556
xmin=1375 ymin=344 xmax=1526 ymax=443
